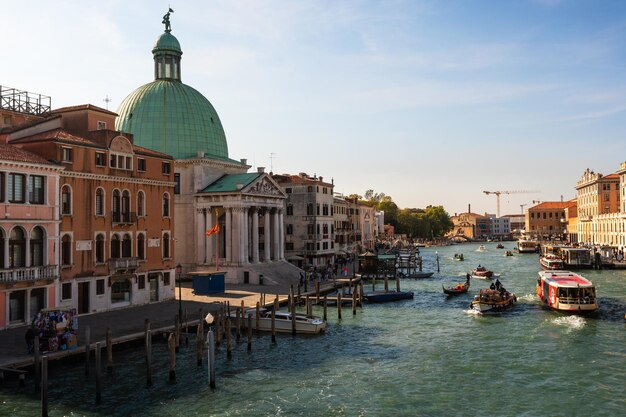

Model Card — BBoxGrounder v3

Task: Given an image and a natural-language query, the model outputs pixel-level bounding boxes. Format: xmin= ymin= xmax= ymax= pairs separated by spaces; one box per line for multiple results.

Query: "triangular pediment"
xmin=242 ymin=174 xmax=286 ymax=198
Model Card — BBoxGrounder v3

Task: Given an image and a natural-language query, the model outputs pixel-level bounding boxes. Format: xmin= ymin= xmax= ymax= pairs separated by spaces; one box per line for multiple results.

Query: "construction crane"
xmin=483 ymin=190 xmax=540 ymax=218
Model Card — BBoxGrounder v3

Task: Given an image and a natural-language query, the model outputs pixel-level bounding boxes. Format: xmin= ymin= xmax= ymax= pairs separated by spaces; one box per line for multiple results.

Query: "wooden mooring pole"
xmin=196 ymin=320 xmax=204 ymax=367
xmin=34 ymin=335 xmax=40 ymax=391
xmin=41 ymin=356 xmax=48 ymax=417
xmin=255 ymin=302 xmax=261 ymax=333
xmin=174 ymin=315 xmax=180 ymax=353
xmin=84 ymin=325 xmax=91 ymax=376
xmin=145 ymin=329 xmax=152 ymax=387
xmin=208 ymin=329 xmax=216 ymax=389
xmin=290 ymin=295 xmax=297 ymax=336
xmin=95 ymin=342 xmax=102 ymax=404
xmin=337 ymin=293 xmax=342 ymax=320
xmin=323 ymin=296 xmax=328 ymax=321
xmin=247 ymin=313 xmax=253 ymax=352
xmin=226 ymin=316 xmax=232 ymax=359
xmin=352 ymin=289 xmax=357 ymax=316
xmin=106 ymin=327 xmax=113 ymax=373
xmin=271 ymin=296 xmax=277 ymax=344
xmin=168 ymin=333 xmax=176 ymax=383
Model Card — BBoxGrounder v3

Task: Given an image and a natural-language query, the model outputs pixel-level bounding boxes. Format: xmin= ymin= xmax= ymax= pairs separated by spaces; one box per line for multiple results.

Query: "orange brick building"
xmin=525 ymin=200 xmax=577 ymax=241
xmin=6 ymin=105 xmax=176 ymax=314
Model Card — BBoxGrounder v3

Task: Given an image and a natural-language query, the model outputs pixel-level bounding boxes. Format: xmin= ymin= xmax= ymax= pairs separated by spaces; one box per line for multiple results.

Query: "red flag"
xmin=206 ymin=223 xmax=220 ymax=236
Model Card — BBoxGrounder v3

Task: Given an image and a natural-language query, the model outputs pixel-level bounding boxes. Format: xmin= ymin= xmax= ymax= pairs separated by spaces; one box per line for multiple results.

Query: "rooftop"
xmin=0 ymin=143 xmax=59 ymax=166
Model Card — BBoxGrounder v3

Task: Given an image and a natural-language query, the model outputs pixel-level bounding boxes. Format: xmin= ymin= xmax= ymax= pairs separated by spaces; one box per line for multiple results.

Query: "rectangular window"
xmin=8 ymin=173 xmax=25 ymax=203
xmin=174 ymin=173 xmax=180 ymax=194
xmin=285 ymin=188 xmax=292 ymax=194
xmin=162 ymin=162 xmax=171 ymax=174
xmin=110 ymin=154 xmax=117 ymax=168
xmin=286 ymin=242 xmax=294 ymax=250
xmin=118 ymin=155 xmax=124 ymax=169
xmin=96 ymin=279 xmax=105 ymax=295
xmin=125 ymin=156 xmax=132 ymax=170
xmin=137 ymin=158 xmax=146 ymax=172
xmin=62 ymin=282 xmax=72 ymax=300
xmin=95 ymin=152 xmax=105 ymax=166
xmin=28 ymin=175 xmax=45 ymax=204
xmin=62 ymin=147 xmax=73 ymax=162
xmin=286 ymin=224 xmax=293 ymax=234
xmin=138 ymin=275 xmax=146 ymax=289
xmin=0 ymin=172 xmax=4 ymax=201
xmin=163 ymin=272 xmax=171 ymax=286
xmin=97 ymin=121 xmax=107 ymax=130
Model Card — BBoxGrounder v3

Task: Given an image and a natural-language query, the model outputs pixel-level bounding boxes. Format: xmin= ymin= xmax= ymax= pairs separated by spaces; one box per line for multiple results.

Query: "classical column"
xmin=238 ymin=208 xmax=246 ymax=264
xmin=272 ymin=209 xmax=280 ymax=261
xmin=225 ymin=207 xmax=232 ymax=264
xmin=195 ymin=209 xmax=205 ymax=264
xmin=242 ymin=208 xmax=249 ymax=263
xmin=252 ymin=209 xmax=260 ymax=263
xmin=4 ymin=237 xmax=10 ymax=269
xmin=264 ymin=210 xmax=271 ymax=262
xmin=25 ymin=236 xmax=31 ymax=267
xmin=279 ymin=210 xmax=285 ymax=260
xmin=206 ymin=208 xmax=214 ymax=264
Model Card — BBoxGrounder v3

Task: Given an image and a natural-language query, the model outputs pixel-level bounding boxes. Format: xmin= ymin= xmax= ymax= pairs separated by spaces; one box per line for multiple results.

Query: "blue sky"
xmin=4 ymin=0 xmax=626 ymax=216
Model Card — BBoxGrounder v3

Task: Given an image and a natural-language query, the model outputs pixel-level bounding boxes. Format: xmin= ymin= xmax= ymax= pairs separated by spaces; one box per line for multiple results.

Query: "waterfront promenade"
xmin=0 ymin=277 xmax=348 ymax=369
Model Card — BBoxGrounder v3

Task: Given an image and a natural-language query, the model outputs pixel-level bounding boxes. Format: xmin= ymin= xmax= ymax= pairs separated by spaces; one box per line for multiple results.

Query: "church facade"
xmin=116 ymin=16 xmax=291 ymax=283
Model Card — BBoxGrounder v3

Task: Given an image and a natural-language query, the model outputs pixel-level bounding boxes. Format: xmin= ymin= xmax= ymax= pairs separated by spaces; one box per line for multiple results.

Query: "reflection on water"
xmin=1 ymin=242 xmax=625 ymax=416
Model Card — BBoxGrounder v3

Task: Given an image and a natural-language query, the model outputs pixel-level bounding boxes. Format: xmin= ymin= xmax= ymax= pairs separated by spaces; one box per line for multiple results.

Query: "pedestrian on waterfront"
xmin=25 ymin=325 xmax=35 ymax=354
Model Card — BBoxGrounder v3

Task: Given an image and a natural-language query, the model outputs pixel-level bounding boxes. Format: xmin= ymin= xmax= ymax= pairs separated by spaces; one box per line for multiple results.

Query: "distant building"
xmin=449 ymin=212 xmax=490 ymax=240
xmin=358 ymin=202 xmax=377 ymax=250
xmin=487 ymin=214 xmax=511 ymax=238
xmin=273 ymin=173 xmax=335 ymax=268
xmin=333 ymin=195 xmax=350 ymax=255
xmin=502 ymin=214 xmax=525 ymax=236
xmin=576 ymin=167 xmax=623 ymax=246
xmin=526 ymin=200 xmax=576 ymax=241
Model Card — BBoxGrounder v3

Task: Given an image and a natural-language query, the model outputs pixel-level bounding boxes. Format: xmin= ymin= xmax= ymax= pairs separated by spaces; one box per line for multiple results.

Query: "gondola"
xmin=442 ymin=282 xmax=469 ymax=295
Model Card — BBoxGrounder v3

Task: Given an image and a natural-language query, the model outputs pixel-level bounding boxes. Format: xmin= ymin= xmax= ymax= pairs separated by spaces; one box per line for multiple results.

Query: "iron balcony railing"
xmin=0 ymin=265 xmax=59 ymax=283
xmin=112 ymin=211 xmax=137 ymax=224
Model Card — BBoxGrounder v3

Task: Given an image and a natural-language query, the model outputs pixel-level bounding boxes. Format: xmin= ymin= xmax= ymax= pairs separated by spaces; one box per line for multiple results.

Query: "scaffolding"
xmin=0 ymin=85 xmax=51 ymax=116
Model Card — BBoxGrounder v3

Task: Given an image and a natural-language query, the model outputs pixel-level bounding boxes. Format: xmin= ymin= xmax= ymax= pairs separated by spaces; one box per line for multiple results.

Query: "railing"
xmin=0 ymin=265 xmax=59 ymax=283
xmin=109 ymin=257 xmax=139 ymax=271
xmin=558 ymin=296 xmax=596 ymax=305
xmin=112 ymin=211 xmax=137 ymax=224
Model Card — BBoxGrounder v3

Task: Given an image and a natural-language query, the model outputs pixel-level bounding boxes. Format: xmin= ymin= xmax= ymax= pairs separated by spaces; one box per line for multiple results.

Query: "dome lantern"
xmin=153 ymin=9 xmax=182 ymax=81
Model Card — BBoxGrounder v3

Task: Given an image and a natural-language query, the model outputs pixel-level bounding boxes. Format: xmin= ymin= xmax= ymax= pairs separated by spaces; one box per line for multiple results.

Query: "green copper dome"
xmin=152 ymin=32 xmax=182 ymax=54
xmin=115 ymin=29 xmax=229 ymax=160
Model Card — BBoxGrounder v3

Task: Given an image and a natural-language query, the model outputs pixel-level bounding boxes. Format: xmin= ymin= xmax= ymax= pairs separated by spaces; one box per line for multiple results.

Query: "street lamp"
xmin=176 ymin=264 xmax=182 ymax=322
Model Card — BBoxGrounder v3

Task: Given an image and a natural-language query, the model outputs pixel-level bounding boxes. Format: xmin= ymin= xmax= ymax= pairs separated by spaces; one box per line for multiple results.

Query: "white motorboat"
xmin=477 ymin=245 xmax=486 ymax=252
xmin=471 ymin=289 xmax=516 ymax=313
xmin=236 ymin=308 xmax=326 ymax=334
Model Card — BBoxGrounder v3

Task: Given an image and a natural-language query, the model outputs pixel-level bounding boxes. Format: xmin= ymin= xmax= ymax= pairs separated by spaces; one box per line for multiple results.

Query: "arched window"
xmin=137 ymin=191 xmax=145 ymax=217
xmin=162 ymin=233 xmax=170 ymax=259
xmin=162 ymin=193 xmax=170 ymax=217
xmin=112 ymin=190 xmax=121 ymax=222
xmin=122 ymin=233 xmax=132 ymax=258
xmin=30 ymin=226 xmax=45 ymax=266
xmin=61 ymin=185 xmax=72 ymax=215
xmin=95 ymin=188 xmax=104 ymax=216
xmin=137 ymin=233 xmax=145 ymax=260
xmin=0 ymin=229 xmax=5 ymax=268
xmin=9 ymin=227 xmax=26 ymax=268
xmin=122 ymin=190 xmax=131 ymax=221
xmin=111 ymin=234 xmax=121 ymax=259
xmin=61 ymin=234 xmax=72 ymax=266
xmin=95 ymin=234 xmax=105 ymax=264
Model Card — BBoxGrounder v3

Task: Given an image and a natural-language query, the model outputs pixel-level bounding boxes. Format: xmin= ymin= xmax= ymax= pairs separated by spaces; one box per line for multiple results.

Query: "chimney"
xmin=319 ymin=176 xmax=323 ymax=182
xmin=468 ymin=204 xmax=471 ymax=214
xmin=197 ymin=151 xmax=205 ymax=158
xmin=257 ymin=166 xmax=265 ymax=173
xmin=240 ymin=158 xmax=247 ymax=165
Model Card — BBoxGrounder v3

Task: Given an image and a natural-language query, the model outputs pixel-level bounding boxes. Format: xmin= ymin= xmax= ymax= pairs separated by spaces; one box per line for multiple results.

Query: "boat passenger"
xmin=490 ymin=283 xmax=496 ymax=290
xmin=495 ymin=279 xmax=502 ymax=290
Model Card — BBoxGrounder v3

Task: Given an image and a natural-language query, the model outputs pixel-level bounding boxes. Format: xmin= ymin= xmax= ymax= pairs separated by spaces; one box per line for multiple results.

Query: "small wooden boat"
xmin=453 ymin=254 xmax=464 ymax=261
xmin=504 ymin=250 xmax=513 ymax=257
xmin=477 ymin=245 xmax=486 ymax=252
xmin=471 ymin=266 xmax=494 ymax=279
xmin=470 ymin=289 xmax=516 ymax=313
xmin=443 ymin=281 xmax=469 ymax=295
xmin=363 ymin=291 xmax=414 ymax=303
xmin=236 ymin=308 xmax=326 ymax=334
xmin=496 ymin=243 xmax=504 ymax=249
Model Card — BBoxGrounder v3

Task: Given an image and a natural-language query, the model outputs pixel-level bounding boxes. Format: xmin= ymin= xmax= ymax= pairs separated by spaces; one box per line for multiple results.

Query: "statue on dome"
xmin=162 ymin=8 xmax=174 ymax=32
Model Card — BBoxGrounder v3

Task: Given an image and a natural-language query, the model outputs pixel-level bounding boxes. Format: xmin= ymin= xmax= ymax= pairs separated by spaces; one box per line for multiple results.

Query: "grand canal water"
xmin=1 ymin=242 xmax=625 ymax=416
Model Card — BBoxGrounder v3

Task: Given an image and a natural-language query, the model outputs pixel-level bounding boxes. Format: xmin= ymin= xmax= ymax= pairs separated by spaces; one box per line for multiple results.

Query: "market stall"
xmin=31 ymin=308 xmax=78 ymax=353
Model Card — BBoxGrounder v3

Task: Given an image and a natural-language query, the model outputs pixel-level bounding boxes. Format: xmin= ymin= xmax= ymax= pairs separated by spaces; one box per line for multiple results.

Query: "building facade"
xmin=274 ymin=173 xmax=335 ymax=268
xmin=449 ymin=212 xmax=490 ymax=240
xmin=488 ymin=214 xmax=511 ymax=238
xmin=576 ymin=168 xmax=622 ymax=246
xmin=525 ymin=200 xmax=576 ymax=241
xmin=6 ymin=105 xmax=176 ymax=314
xmin=0 ymin=144 xmax=62 ymax=329
xmin=116 ymin=23 xmax=290 ymax=283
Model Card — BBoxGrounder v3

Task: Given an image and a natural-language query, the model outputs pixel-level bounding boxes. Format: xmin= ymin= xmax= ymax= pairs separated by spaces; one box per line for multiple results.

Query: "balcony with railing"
xmin=0 ymin=265 xmax=59 ymax=283
xmin=109 ymin=257 xmax=139 ymax=272
xmin=112 ymin=211 xmax=137 ymax=225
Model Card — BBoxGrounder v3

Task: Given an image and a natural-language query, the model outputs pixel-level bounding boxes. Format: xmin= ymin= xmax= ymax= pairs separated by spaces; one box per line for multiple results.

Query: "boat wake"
xmin=464 ymin=308 xmax=481 ymax=316
xmin=550 ymin=316 xmax=586 ymax=331
xmin=517 ymin=293 xmax=538 ymax=302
